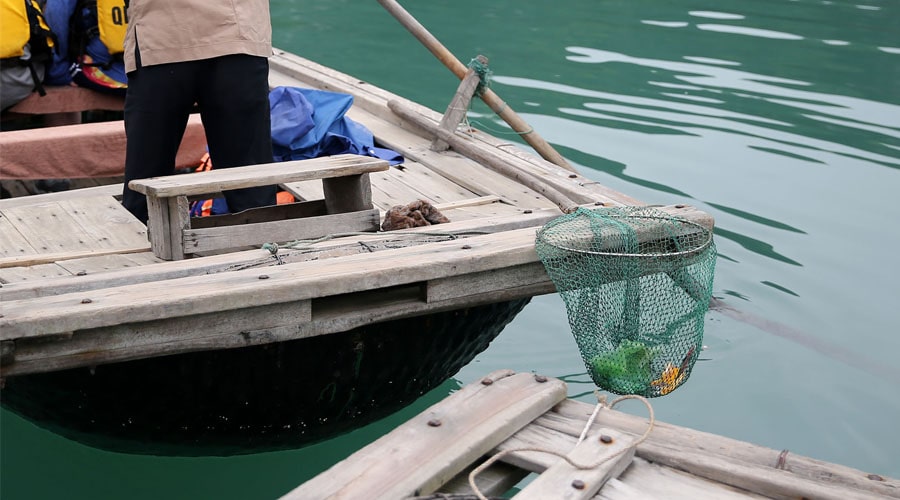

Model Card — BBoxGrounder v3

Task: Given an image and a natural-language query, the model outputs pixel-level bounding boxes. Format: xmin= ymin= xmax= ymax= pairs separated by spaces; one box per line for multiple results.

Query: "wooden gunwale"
xmin=0 ymin=203 xmax=710 ymax=377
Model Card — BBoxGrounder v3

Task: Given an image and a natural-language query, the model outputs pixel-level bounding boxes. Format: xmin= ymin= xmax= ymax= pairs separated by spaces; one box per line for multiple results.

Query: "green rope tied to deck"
xmin=467 ymin=57 xmax=492 ymax=97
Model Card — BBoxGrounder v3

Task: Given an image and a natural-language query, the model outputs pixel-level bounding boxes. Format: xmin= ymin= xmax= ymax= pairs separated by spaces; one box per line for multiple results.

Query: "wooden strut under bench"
xmin=128 ymin=154 xmax=390 ymax=260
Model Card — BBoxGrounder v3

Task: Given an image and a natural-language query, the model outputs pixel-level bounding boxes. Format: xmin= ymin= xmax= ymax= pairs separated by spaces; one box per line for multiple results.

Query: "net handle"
xmin=536 ymin=215 xmax=713 ymax=259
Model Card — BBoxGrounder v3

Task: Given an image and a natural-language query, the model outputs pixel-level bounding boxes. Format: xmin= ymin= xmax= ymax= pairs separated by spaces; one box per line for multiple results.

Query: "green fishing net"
xmin=535 ymin=206 xmax=716 ymax=397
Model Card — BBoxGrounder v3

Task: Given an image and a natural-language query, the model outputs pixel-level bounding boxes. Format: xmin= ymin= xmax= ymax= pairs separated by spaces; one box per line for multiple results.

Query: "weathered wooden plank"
xmin=0 ymin=263 xmax=70 ymax=283
xmin=599 ymin=458 xmax=767 ymax=500
xmin=3 ymin=278 xmax=529 ymax=374
xmin=0 ymin=226 xmax=542 ymax=339
xmin=0 ymin=211 xmax=37 ymax=258
xmin=128 ymin=154 xmax=389 ymax=198
xmin=0 ymin=183 xmax=122 ymax=209
xmin=56 ymin=253 xmax=163 ymax=276
xmin=431 ymin=66 xmax=482 ymax=152
xmin=636 ymin=445 xmax=882 ymax=500
xmin=427 ymin=262 xmax=550 ymax=303
xmin=281 ymin=370 xmax=568 ymax=499
xmin=146 ymin=194 xmax=173 ymax=261
xmin=543 ymin=400 xmax=900 ymax=499
xmin=0 ymin=204 xmax=712 ymax=340
xmin=375 ymin=161 xmax=478 ymax=206
xmin=0 ymin=208 xmax=561 ymax=301
xmin=515 ymin=428 xmax=635 ymax=500
xmin=4 ymin=300 xmax=312 ymax=375
xmin=432 ymin=195 xmax=500 ymax=210
xmin=55 ymin=196 xmax=149 ymax=250
xmin=0 ymin=246 xmax=150 ymax=269
xmin=441 ymin=461 xmax=528 ymax=498
xmin=0 ymin=195 xmax=149 ymax=267
xmin=0 ymin=115 xmax=205 ymax=179
xmin=359 ymin=115 xmax=558 ymax=209
xmin=183 ymin=209 xmax=381 ymax=255
xmin=1 ymin=201 xmax=92 ymax=255
xmin=322 ymin=173 xmax=373 ymax=213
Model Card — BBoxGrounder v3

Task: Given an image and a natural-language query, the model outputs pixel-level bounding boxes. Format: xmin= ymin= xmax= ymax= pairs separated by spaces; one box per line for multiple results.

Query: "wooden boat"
xmin=0 ymin=49 xmax=713 ymax=455
xmin=286 ymin=370 xmax=899 ymax=499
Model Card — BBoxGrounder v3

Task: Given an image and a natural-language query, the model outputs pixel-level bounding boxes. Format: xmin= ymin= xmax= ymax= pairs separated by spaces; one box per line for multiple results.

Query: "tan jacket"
xmin=123 ymin=0 xmax=272 ymax=73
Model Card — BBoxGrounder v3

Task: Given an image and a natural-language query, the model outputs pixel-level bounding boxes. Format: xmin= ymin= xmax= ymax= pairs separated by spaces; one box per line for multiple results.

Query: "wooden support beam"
xmin=514 ymin=428 xmax=635 ymax=499
xmin=431 ymin=58 xmax=485 ymax=152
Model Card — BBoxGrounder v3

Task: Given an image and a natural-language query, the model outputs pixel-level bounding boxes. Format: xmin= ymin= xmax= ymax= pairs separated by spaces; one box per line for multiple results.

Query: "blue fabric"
xmin=268 ymin=86 xmax=403 ymax=165
xmin=41 ymin=0 xmax=127 ymax=88
xmin=41 ymin=0 xmax=76 ymax=85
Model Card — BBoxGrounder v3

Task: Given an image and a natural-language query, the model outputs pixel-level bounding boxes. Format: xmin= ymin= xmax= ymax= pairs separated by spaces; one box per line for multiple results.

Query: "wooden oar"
xmin=376 ymin=0 xmax=578 ymax=173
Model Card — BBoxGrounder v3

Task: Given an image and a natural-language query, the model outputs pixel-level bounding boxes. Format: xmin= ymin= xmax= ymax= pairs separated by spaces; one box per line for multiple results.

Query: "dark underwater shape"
xmin=1 ymin=299 xmax=529 ymax=456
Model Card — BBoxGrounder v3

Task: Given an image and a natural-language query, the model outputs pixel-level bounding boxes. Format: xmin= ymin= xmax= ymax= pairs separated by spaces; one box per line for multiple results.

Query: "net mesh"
xmin=535 ymin=206 xmax=716 ymax=397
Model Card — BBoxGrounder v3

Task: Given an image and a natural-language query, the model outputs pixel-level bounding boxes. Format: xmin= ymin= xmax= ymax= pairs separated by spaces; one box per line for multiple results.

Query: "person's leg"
xmin=198 ymin=54 xmax=276 ymax=213
xmin=122 ymin=53 xmax=198 ymax=223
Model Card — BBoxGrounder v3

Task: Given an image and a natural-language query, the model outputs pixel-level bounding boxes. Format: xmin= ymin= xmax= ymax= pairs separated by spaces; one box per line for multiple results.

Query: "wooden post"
xmin=431 ymin=56 xmax=486 ymax=152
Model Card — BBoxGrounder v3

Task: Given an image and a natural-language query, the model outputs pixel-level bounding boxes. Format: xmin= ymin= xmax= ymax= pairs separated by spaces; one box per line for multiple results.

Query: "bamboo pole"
xmin=376 ymin=0 xmax=578 ymax=173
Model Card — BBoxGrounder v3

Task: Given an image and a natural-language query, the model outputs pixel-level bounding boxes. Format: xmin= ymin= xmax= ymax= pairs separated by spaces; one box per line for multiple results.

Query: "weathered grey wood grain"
xmin=280 ymin=371 xmax=567 ymax=499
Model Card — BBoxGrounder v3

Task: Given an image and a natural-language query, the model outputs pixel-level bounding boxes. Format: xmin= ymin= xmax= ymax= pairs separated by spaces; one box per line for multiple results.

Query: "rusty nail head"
xmin=258 ymin=275 xmax=269 ymax=280
xmin=81 ymin=298 xmax=92 ymax=304
xmin=481 ymin=378 xmax=494 ymax=385
xmin=675 ymin=204 xmax=686 ymax=209
xmin=534 ymin=374 xmax=547 ymax=383
xmin=571 ymin=479 xmax=585 ymax=490
xmin=461 ymin=245 xmax=472 ymax=250
xmin=599 ymin=434 xmax=613 ymax=444
xmin=867 ymin=474 xmax=884 ymax=481
xmin=568 ymin=174 xmax=577 ymax=178
xmin=595 ymin=201 xmax=605 ymax=206
xmin=523 ymin=209 xmax=532 ymax=214
xmin=76 ymin=270 xmax=87 ymax=276
xmin=427 ymin=419 xmax=442 ymax=427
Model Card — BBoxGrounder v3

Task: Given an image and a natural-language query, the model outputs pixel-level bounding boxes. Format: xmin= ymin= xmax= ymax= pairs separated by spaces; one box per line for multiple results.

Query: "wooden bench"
xmin=128 ymin=154 xmax=390 ymax=260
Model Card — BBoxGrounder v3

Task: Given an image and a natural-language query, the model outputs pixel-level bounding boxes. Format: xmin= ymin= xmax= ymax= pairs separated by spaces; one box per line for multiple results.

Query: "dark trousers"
xmin=122 ymin=53 xmax=276 ymax=224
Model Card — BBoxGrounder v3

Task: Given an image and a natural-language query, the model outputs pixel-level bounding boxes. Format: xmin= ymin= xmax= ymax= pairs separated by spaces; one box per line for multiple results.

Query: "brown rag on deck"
xmin=381 ymin=199 xmax=450 ymax=231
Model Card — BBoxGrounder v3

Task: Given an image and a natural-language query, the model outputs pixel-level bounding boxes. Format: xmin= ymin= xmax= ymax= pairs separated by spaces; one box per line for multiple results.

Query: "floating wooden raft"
xmin=285 ymin=370 xmax=898 ymax=500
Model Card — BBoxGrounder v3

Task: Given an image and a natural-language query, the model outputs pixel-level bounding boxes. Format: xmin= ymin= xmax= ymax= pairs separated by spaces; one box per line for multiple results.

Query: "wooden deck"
xmin=0 ymin=49 xmax=712 ymax=378
xmin=285 ymin=370 xmax=898 ymax=500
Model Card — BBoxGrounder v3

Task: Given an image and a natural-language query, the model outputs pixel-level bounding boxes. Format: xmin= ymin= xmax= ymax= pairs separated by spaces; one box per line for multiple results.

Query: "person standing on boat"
xmin=120 ymin=0 xmax=276 ymax=223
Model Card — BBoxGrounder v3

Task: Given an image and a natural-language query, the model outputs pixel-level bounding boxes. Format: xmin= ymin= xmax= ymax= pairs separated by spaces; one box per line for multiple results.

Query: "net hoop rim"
xmin=536 ymin=214 xmax=714 ymax=259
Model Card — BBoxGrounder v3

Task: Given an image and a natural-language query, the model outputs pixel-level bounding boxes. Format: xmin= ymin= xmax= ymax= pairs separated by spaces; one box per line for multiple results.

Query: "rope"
xmin=467 ymin=57 xmax=492 ymax=97
xmin=464 ymin=57 xmax=533 ymax=137
xmin=260 ymin=229 xmax=491 ymax=258
xmin=467 ymin=393 xmax=655 ymax=500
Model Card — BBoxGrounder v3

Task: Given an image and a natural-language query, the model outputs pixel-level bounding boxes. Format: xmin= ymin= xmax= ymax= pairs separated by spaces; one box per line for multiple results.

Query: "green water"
xmin=3 ymin=0 xmax=899 ymax=497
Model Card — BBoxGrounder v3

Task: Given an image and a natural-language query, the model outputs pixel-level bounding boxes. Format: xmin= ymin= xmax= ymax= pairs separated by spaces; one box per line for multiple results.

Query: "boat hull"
xmin=1 ymin=298 xmax=529 ymax=456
